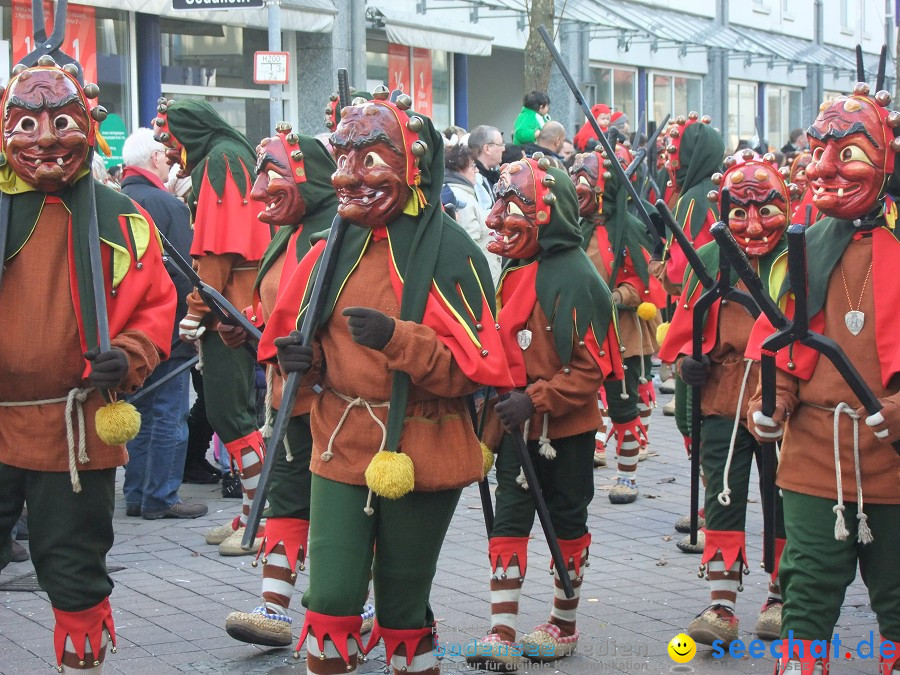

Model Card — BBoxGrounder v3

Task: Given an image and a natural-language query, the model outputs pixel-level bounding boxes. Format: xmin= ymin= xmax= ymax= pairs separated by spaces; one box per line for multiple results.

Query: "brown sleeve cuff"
xmin=111 ymin=329 xmax=163 ymax=394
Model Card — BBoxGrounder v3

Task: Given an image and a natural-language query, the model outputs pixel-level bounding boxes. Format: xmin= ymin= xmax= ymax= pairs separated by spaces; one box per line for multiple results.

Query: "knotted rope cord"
xmin=831 ymin=402 xmax=874 ymax=544
xmin=325 ymin=390 xmax=390 ymax=516
xmin=718 ymin=359 xmax=754 ymax=507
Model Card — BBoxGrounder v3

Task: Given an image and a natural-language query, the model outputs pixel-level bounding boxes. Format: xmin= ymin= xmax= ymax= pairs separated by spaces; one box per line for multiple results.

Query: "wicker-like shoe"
xmin=360 ymin=603 xmax=375 ymax=635
xmin=674 ymin=509 xmax=706 ymax=533
xmin=593 ymin=449 xmax=607 ymax=468
xmin=465 ymin=633 xmax=523 ymax=670
xmin=675 ymin=530 xmax=705 ymax=554
xmin=662 ymin=398 xmax=676 ymax=416
xmin=687 ymin=605 xmax=739 ymax=646
xmin=754 ymin=598 xmax=783 ymax=640
xmin=218 ymin=527 xmax=262 ymax=556
xmin=225 ymin=606 xmax=292 ymax=647
xmin=638 ymin=444 xmax=649 ymax=462
xmin=205 ymin=520 xmax=238 ymax=545
xmin=608 ymin=477 xmax=638 ymax=504
xmin=520 ymin=623 xmax=578 ymax=662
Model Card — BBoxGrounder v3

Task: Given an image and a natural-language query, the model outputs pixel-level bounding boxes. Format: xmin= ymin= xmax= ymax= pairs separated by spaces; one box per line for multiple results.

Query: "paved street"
xmin=0 ymin=382 xmax=883 ymax=674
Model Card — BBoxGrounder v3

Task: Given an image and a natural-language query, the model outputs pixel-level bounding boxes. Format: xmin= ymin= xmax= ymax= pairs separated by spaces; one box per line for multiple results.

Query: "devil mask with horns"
xmin=806 ymin=83 xmax=900 ymax=222
xmin=711 ymin=150 xmax=795 ymax=258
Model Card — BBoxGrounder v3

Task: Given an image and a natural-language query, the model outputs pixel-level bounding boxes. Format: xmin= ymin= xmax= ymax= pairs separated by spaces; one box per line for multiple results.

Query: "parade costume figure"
xmin=784 ymin=150 xmax=821 ymax=225
xmin=223 ymin=127 xmax=336 ymax=647
xmin=572 ymin=103 xmax=610 ymax=152
xmin=153 ymin=100 xmax=271 ymax=555
xmin=259 ymin=91 xmax=513 ymax=675
xmin=570 ymin=149 xmax=665 ymax=503
xmin=0 ymin=61 xmax=176 ymax=671
xmin=469 ymin=156 xmax=623 ymax=668
xmin=746 ymin=83 xmax=900 ymax=675
xmin=659 ymin=151 xmax=792 ymax=646
xmin=660 ymin=113 xmax=723 ymax=294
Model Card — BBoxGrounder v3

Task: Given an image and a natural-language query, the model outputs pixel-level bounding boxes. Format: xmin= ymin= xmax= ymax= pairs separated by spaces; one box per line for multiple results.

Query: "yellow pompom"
xmin=656 ymin=321 xmax=670 ymax=346
xmin=95 ymin=400 xmax=141 ymax=445
xmin=481 ymin=442 xmax=495 ymax=476
xmin=365 ymin=450 xmax=415 ymax=499
xmin=637 ymin=302 xmax=658 ymax=321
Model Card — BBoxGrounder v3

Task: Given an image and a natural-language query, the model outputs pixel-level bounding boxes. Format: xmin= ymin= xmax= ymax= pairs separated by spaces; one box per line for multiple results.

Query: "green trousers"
xmin=780 ymin=490 xmax=900 ymax=640
xmin=701 ymin=416 xmax=785 ymax=537
xmin=302 ymin=475 xmax=460 ymax=629
xmin=491 ymin=431 xmax=594 ymax=541
xmin=0 ymin=465 xmax=115 ymax=611
xmin=263 ymin=414 xmax=312 ymax=520
xmin=200 ymin=332 xmax=258 ymax=444
xmin=674 ymin=375 xmax=690 ymax=438
xmin=604 ymin=355 xmax=642 ymax=424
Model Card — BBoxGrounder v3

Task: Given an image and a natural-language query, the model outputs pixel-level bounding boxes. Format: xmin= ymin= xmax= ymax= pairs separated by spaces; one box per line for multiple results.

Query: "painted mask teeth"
xmin=57 ymin=157 xmax=64 ymax=166
xmin=35 ymin=159 xmax=42 ymax=165
xmin=762 ymin=236 xmax=768 ymax=243
xmin=837 ymin=187 xmax=844 ymax=198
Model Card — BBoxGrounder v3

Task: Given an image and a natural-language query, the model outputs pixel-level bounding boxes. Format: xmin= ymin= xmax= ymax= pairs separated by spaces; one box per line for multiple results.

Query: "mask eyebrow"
xmin=330 ymin=129 xmax=401 ymax=155
xmin=729 ymin=189 xmax=786 ymax=207
xmin=494 ymin=181 xmax=534 ymax=205
xmin=6 ymin=93 xmax=81 ymax=114
xmin=256 ymin=151 xmax=288 ymax=175
xmin=808 ymin=121 xmax=878 ymax=148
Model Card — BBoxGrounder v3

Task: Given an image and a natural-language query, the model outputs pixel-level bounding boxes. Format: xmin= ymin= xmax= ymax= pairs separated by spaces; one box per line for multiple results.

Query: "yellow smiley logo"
xmin=668 ymin=633 xmax=696 ymax=663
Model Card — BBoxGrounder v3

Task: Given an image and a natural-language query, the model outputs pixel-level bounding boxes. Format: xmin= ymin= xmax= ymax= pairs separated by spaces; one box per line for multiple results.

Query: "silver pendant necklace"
xmin=839 ymin=261 xmax=873 ymax=336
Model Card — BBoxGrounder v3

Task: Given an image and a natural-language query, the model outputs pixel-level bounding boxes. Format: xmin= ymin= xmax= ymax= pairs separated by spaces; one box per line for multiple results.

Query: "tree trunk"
xmin=523 ymin=0 xmax=555 ymax=94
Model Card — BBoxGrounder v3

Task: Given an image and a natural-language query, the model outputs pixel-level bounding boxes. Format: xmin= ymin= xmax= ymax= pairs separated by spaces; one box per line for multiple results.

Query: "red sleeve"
xmin=257 ymin=240 xmax=326 ymax=364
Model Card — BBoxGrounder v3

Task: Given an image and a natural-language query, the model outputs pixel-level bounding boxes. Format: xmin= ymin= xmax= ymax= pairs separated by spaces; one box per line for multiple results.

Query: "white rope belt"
xmin=719 ymin=359 xmax=754 ymax=507
xmin=0 ymin=387 xmax=93 ymax=492
xmin=829 ymin=403 xmax=874 ymax=544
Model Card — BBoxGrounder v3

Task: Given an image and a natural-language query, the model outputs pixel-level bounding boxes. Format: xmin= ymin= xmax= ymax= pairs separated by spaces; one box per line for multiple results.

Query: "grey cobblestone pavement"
xmin=0 ymin=383 xmax=885 ymax=674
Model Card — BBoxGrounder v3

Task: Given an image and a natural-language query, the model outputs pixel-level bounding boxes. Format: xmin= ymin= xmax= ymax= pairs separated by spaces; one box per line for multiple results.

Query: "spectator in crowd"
xmin=561 ymin=138 xmax=576 ymax=165
xmin=502 ymin=144 xmax=526 ymax=165
xmin=468 ymin=124 xmax=504 ymax=208
xmin=120 ymin=128 xmax=207 ymax=519
xmin=780 ymin=127 xmax=807 ymax=156
xmin=523 ymin=120 xmax=567 ymax=168
xmin=444 ymin=143 xmax=502 ymax=283
xmin=512 ymin=90 xmax=551 ymax=145
xmin=610 ymin=111 xmax=630 ymax=139
xmin=573 ymin=103 xmax=610 ymax=151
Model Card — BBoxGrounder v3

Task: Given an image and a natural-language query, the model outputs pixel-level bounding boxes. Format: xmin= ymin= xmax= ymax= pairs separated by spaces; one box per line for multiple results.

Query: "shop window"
xmin=728 ymin=80 xmax=758 ymax=154
xmin=592 ymin=66 xmax=635 ymax=124
xmin=1 ymin=1 xmax=131 ymax=132
xmin=767 ymin=86 xmax=803 ymax=153
xmin=651 ymin=72 xmax=703 ymax=130
xmin=366 ymin=38 xmax=452 ymax=130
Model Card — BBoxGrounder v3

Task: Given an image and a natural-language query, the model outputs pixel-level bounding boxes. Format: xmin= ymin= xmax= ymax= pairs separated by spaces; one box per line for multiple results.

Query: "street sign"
xmin=171 ymin=0 xmax=264 ymax=10
xmin=254 ymin=51 xmax=290 ymax=85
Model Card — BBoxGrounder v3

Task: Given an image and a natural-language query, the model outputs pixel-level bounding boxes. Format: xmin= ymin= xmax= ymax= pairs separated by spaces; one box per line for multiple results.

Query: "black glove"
xmin=84 ymin=347 xmax=129 ymax=390
xmin=680 ymin=355 xmax=710 ymax=387
xmin=495 ymin=390 xmax=536 ymax=432
xmin=273 ymin=331 xmax=313 ymax=375
xmin=342 ymin=307 xmax=395 ymax=351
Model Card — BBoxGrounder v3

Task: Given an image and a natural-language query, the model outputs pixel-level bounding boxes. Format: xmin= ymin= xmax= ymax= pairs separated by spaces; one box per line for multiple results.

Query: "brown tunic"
xmin=258 ymin=246 xmax=314 ymax=416
xmin=305 ymin=237 xmax=482 ymax=491
xmin=677 ymin=282 xmax=760 ymax=423
xmin=482 ymin=303 xmax=604 ymax=450
xmin=585 ymin=229 xmax=659 ymax=359
xmin=754 ymin=235 xmax=900 ymax=503
xmin=186 ymin=252 xmax=258 ymax=328
xmin=0 ymin=204 xmax=159 ymax=471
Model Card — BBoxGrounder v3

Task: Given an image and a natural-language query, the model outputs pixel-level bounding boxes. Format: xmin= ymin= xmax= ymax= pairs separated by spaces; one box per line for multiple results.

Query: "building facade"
xmin=0 ymin=0 xmax=892 ymax=158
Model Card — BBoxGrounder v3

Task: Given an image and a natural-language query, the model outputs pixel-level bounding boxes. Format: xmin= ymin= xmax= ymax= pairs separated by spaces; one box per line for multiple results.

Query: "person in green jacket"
xmin=513 ymin=91 xmax=551 ymax=145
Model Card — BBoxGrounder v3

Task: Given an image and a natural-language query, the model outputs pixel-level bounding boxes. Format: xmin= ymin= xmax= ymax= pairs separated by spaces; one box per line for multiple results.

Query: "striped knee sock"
xmin=306 ymin=635 xmax=358 ymax=674
xmin=490 ymin=556 xmax=523 ymax=642
xmin=262 ymin=546 xmax=295 ymax=616
xmin=548 ymin=545 xmax=588 ymax=637
xmin=383 ymin=627 xmax=439 ymax=675
xmin=706 ymin=552 xmax=740 ymax=611
xmin=614 ymin=422 xmax=642 ymax=481
xmin=61 ymin=632 xmax=108 ymax=672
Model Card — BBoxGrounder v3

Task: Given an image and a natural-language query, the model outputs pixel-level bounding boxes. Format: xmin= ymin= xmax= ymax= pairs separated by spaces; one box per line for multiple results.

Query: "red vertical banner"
xmin=11 ymin=0 xmax=97 ymax=85
xmin=412 ymin=48 xmax=432 ymax=118
xmin=387 ymin=43 xmax=410 ymax=94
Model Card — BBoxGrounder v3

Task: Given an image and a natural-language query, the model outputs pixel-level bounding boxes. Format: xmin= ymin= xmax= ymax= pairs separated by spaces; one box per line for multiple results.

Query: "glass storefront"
xmin=0 ymin=1 xmax=131 ymax=129
xmin=160 ymin=18 xmax=269 ymax=144
xmin=728 ymin=80 xmax=758 ymax=154
xmin=651 ymin=71 xmax=703 ymax=130
xmin=366 ymin=37 xmax=453 ymax=130
xmin=592 ymin=65 xmax=636 ymax=125
xmin=766 ymin=86 xmax=803 ymax=153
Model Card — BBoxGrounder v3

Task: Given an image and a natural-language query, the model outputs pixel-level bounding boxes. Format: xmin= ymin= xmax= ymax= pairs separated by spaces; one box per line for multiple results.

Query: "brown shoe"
xmin=143 ymin=500 xmax=208 ymax=520
xmin=10 ymin=540 xmax=29 ymax=563
xmin=687 ymin=605 xmax=739 ymax=646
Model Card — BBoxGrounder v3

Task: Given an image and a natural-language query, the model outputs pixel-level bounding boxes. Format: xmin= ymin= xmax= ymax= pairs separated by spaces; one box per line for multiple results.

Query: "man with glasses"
xmin=468 ymin=125 xmax=504 ymax=209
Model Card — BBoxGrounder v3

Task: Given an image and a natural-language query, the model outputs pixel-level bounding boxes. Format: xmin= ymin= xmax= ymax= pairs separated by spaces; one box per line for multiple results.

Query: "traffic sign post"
xmin=254 ymin=51 xmax=289 ymax=84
